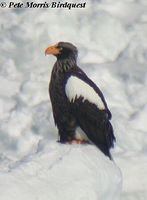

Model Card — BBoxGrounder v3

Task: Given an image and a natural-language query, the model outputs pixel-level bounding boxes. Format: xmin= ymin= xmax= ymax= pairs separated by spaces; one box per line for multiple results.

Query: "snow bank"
xmin=0 ymin=0 xmax=147 ymax=199
xmin=114 ymin=152 xmax=147 ymax=200
xmin=0 ymin=142 xmax=122 ymax=200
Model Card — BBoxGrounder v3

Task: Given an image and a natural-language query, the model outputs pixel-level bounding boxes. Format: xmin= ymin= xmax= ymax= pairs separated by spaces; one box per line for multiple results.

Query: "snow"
xmin=0 ymin=143 xmax=122 ymax=200
xmin=0 ymin=0 xmax=147 ymax=199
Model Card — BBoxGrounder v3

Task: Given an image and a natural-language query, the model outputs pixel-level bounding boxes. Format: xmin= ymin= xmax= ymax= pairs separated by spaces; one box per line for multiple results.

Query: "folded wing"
xmin=65 ymin=70 xmax=115 ymax=159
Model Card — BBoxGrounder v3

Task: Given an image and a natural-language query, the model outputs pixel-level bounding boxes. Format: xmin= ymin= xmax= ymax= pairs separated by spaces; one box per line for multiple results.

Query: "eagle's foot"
xmin=67 ymin=139 xmax=88 ymax=144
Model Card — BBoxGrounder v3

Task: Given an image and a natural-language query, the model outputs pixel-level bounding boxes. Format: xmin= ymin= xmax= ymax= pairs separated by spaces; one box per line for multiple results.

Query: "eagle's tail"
xmin=104 ymin=121 xmax=115 ymax=160
xmin=106 ymin=121 xmax=115 ymax=149
xmin=96 ymin=121 xmax=115 ymax=160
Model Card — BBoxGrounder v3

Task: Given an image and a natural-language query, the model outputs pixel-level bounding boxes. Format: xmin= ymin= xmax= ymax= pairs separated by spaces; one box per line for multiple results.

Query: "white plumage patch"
xmin=75 ymin=127 xmax=89 ymax=141
xmin=65 ymin=76 xmax=105 ymax=109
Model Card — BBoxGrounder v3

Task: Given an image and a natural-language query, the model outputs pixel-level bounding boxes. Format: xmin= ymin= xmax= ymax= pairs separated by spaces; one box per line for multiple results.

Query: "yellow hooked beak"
xmin=45 ymin=44 xmax=61 ymax=56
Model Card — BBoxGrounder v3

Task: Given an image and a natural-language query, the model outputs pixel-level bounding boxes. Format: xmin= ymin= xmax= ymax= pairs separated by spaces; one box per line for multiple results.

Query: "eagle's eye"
xmin=58 ymin=47 xmax=63 ymax=51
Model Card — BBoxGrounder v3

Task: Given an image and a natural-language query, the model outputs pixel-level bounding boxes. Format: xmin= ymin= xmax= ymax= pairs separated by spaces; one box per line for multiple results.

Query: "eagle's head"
xmin=45 ymin=42 xmax=78 ymax=60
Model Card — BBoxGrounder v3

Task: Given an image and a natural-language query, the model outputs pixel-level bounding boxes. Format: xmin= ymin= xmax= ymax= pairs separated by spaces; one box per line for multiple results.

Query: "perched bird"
xmin=45 ymin=42 xmax=115 ymax=159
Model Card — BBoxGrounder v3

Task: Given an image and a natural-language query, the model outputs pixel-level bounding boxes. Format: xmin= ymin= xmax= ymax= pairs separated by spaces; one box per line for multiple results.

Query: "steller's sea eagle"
xmin=45 ymin=42 xmax=115 ymax=159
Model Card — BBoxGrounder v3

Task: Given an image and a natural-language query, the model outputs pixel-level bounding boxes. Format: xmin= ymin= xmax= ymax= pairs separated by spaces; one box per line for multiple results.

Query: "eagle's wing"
xmin=65 ymin=68 xmax=115 ymax=158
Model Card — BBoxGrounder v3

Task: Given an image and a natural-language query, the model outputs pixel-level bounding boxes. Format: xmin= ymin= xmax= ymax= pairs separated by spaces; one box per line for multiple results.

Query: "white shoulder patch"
xmin=65 ymin=76 xmax=105 ymax=110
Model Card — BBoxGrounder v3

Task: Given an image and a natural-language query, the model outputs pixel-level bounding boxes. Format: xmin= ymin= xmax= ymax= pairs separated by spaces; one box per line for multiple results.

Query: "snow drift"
xmin=0 ymin=142 xmax=122 ymax=200
xmin=0 ymin=0 xmax=147 ymax=199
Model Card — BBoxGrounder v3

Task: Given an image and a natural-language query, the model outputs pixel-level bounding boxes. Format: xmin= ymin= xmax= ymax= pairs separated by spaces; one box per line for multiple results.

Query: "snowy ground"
xmin=0 ymin=0 xmax=147 ymax=199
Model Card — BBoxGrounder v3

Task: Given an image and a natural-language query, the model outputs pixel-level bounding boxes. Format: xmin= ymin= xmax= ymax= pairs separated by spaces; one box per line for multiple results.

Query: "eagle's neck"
xmin=53 ymin=56 xmax=77 ymax=75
